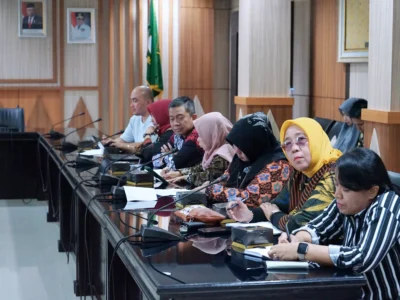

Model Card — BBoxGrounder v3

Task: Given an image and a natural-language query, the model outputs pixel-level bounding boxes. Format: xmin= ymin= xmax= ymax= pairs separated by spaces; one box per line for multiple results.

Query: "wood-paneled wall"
xmin=179 ymin=0 xmax=215 ymax=114
xmin=311 ymin=0 xmax=346 ymax=121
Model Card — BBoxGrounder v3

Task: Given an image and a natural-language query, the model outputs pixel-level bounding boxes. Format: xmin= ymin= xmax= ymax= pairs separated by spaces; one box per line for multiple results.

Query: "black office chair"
xmin=327 ymin=121 xmax=344 ymax=140
xmin=0 ymin=106 xmax=25 ymax=133
xmin=388 ymin=171 xmax=400 ymax=188
xmin=313 ymin=117 xmax=336 ymax=134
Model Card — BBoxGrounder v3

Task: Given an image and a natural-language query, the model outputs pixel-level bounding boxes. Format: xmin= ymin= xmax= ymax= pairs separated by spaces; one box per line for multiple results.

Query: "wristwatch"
xmin=297 ymin=242 xmax=309 ymax=261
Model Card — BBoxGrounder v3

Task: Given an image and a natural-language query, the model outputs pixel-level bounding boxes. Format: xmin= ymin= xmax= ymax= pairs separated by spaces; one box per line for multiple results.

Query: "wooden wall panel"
xmin=18 ymin=90 xmax=63 ymax=131
xmin=0 ymin=91 xmax=19 ymax=108
xmin=179 ymin=1 xmax=214 ymax=113
xmin=311 ymin=0 xmax=346 ymax=121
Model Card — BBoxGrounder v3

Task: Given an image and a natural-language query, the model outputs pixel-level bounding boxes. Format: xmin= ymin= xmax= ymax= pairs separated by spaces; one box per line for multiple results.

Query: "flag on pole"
xmin=146 ymin=0 xmax=163 ymax=98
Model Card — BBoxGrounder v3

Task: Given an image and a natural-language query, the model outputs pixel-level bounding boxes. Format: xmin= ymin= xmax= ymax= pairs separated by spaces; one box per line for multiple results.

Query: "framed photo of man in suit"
xmin=67 ymin=8 xmax=96 ymax=44
xmin=18 ymin=0 xmax=47 ymax=37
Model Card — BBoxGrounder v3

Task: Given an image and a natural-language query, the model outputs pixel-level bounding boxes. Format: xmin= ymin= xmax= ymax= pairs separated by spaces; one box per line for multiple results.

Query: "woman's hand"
xmin=162 ymin=170 xmax=182 ymax=180
xmin=268 ymin=242 xmax=300 ymax=261
xmin=167 ymin=175 xmax=188 ymax=184
xmin=278 ymin=232 xmax=299 ymax=244
xmin=226 ymin=199 xmax=253 ymax=222
xmin=260 ymin=203 xmax=281 ymax=221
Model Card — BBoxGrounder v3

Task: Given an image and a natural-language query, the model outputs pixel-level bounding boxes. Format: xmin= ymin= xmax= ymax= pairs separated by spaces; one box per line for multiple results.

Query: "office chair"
xmin=327 ymin=121 xmax=344 ymax=140
xmin=313 ymin=117 xmax=335 ymax=134
xmin=388 ymin=171 xmax=400 ymax=188
xmin=0 ymin=106 xmax=25 ymax=133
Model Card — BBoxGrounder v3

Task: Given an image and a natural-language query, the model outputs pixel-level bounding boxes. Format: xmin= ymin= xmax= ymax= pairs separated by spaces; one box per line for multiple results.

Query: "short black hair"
xmin=26 ymin=3 xmax=35 ymax=8
xmin=168 ymin=96 xmax=195 ymax=115
xmin=336 ymin=148 xmax=398 ymax=194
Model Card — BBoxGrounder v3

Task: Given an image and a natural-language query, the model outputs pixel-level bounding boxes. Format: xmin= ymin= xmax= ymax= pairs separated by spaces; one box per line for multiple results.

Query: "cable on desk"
xmin=147 ymin=257 xmax=186 ymax=284
xmin=117 ymin=212 xmax=139 ymax=231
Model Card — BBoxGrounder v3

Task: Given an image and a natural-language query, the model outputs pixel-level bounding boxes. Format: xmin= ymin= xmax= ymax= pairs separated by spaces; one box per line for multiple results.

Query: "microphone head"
xmin=79 ymin=112 xmax=86 ymax=116
xmin=118 ymin=129 xmax=124 ymax=134
xmin=219 ymin=174 xmax=229 ymax=182
xmin=95 ymin=118 xmax=102 ymax=122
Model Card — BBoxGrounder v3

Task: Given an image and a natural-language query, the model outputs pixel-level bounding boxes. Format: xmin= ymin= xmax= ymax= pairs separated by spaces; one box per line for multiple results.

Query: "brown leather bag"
xmin=174 ymin=205 xmax=225 ymax=225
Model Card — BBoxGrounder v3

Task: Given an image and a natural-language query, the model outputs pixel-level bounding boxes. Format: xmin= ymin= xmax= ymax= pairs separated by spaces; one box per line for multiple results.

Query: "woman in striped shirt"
xmin=269 ymin=148 xmax=400 ymax=300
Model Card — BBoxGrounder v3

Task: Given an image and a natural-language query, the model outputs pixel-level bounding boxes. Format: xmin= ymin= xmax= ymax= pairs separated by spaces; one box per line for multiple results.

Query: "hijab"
xmin=225 ymin=112 xmax=286 ymax=188
xmin=147 ymin=99 xmax=172 ymax=135
xmin=280 ymin=117 xmax=342 ymax=178
xmin=193 ymin=112 xmax=235 ymax=169
xmin=339 ymin=97 xmax=368 ymax=118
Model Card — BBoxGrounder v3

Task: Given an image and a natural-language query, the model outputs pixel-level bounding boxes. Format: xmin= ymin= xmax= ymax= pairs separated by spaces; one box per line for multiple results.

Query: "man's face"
xmin=169 ymin=106 xmax=195 ymax=136
xmin=77 ymin=18 xmax=84 ymax=26
xmin=27 ymin=7 xmax=35 ymax=17
xmin=129 ymin=89 xmax=149 ymax=116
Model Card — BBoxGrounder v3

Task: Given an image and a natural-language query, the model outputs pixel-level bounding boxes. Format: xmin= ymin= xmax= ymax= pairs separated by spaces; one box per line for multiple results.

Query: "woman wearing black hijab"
xmin=206 ymin=112 xmax=292 ymax=207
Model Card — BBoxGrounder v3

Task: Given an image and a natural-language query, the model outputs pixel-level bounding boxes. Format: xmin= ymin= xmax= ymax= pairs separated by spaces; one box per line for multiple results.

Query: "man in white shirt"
xmin=71 ymin=13 xmax=91 ymax=40
xmin=103 ymin=86 xmax=154 ymax=153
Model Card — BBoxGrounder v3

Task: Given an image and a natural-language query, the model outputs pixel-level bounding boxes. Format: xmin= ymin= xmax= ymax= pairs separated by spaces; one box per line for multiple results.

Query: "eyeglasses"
xmin=282 ymin=136 xmax=308 ymax=151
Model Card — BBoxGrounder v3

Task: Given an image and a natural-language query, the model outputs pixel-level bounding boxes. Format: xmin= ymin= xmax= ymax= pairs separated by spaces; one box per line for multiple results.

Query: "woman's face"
xmin=283 ymin=126 xmax=311 ymax=171
xmin=343 ymin=114 xmax=353 ymax=126
xmin=151 ymin=115 xmax=158 ymax=127
xmin=233 ymin=145 xmax=249 ymax=162
xmin=351 ymin=118 xmax=364 ymax=133
xmin=334 ymin=171 xmax=378 ymax=215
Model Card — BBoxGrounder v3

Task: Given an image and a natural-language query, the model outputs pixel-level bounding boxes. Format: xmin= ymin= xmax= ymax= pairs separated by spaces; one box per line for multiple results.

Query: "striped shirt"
xmin=294 ymin=191 xmax=400 ymax=300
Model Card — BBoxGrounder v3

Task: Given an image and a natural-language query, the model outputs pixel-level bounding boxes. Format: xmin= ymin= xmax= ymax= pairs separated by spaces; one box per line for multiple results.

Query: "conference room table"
xmin=0 ymin=129 xmax=367 ymax=300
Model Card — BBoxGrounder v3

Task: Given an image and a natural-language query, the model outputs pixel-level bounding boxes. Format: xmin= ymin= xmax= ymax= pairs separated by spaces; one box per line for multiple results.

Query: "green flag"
xmin=146 ymin=0 xmax=163 ymax=98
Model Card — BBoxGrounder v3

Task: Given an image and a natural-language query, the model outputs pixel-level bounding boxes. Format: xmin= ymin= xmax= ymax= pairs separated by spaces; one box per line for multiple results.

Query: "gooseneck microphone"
xmin=45 ymin=112 xmax=86 ymax=140
xmin=53 ymin=118 xmax=102 ymax=152
xmin=139 ymin=174 xmax=229 ymax=242
xmin=77 ymin=129 xmax=124 ymax=151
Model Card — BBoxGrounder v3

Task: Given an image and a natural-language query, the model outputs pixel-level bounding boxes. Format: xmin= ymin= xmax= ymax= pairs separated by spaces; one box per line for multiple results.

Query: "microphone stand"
xmin=139 ymin=175 xmax=229 ymax=243
xmin=54 ymin=118 xmax=102 ymax=152
xmin=44 ymin=112 xmax=85 ymax=140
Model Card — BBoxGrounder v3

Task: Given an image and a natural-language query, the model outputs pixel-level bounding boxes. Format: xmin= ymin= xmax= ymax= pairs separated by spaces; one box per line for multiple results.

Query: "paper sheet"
xmin=154 ymin=189 xmax=191 ymax=197
xmin=244 ymin=246 xmax=272 ymax=259
xmin=266 ymin=260 xmax=309 ymax=270
xmin=226 ymin=221 xmax=282 ymax=235
xmin=79 ymin=149 xmax=104 ymax=157
xmin=123 ymin=186 xmax=158 ymax=201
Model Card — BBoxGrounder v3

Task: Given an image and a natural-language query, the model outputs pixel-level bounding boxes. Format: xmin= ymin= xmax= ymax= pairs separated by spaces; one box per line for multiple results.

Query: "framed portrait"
xmin=18 ymin=0 xmax=47 ymax=38
xmin=338 ymin=0 xmax=369 ymax=63
xmin=67 ymin=8 xmax=96 ymax=44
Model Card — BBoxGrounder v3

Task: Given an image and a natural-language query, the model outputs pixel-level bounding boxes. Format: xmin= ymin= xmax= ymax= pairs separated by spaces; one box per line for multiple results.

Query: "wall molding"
xmin=235 ymin=97 xmax=294 ymax=106
xmin=362 ymin=109 xmax=400 ymax=124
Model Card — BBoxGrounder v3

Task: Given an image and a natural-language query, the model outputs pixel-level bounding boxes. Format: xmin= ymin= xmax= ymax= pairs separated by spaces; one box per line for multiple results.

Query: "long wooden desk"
xmin=0 ymin=131 xmax=367 ymax=300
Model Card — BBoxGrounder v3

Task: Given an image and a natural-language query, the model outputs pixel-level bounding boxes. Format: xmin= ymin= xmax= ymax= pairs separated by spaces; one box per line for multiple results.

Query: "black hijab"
xmin=225 ymin=112 xmax=286 ymax=188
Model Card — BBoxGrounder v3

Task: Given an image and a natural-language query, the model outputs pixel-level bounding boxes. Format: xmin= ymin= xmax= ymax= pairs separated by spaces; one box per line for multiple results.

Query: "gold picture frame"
xmin=338 ymin=0 xmax=369 ymax=63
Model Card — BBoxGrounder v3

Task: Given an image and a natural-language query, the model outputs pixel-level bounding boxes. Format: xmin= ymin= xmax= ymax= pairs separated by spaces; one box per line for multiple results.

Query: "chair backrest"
xmin=0 ymin=107 xmax=25 ymax=132
xmin=327 ymin=121 xmax=344 ymax=140
xmin=388 ymin=171 xmax=400 ymax=188
xmin=313 ymin=117 xmax=335 ymax=134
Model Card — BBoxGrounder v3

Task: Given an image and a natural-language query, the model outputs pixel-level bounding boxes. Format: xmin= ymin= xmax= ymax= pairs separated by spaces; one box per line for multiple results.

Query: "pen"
xmin=227 ymin=196 xmax=249 ymax=210
xmin=285 ymin=223 xmax=291 ymax=243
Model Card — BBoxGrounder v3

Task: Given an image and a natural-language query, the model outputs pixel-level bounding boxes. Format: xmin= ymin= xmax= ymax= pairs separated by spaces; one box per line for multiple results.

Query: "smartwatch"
xmin=297 ymin=242 xmax=309 ymax=261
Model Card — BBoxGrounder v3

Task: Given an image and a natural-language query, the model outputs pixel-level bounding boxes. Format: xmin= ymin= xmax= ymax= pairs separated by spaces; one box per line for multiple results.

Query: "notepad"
xmin=226 ymin=221 xmax=282 ymax=235
xmin=123 ymin=186 xmax=158 ymax=210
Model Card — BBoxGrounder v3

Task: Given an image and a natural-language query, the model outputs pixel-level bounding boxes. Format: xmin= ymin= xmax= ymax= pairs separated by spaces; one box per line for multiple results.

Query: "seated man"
xmin=335 ymin=97 xmax=368 ymax=151
xmin=103 ymin=86 xmax=154 ymax=152
xmin=153 ymin=97 xmax=204 ymax=179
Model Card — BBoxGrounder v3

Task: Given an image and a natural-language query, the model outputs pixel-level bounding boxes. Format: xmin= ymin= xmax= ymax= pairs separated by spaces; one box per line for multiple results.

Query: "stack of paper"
xmin=79 ymin=148 xmax=104 ymax=157
xmin=226 ymin=221 xmax=282 ymax=235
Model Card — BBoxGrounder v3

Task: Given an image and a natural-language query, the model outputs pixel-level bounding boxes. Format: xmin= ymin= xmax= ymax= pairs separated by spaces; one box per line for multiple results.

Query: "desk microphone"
xmin=54 ymin=118 xmax=102 ymax=152
xmin=77 ymin=129 xmax=124 ymax=151
xmin=139 ymin=174 xmax=229 ymax=242
xmin=45 ymin=112 xmax=85 ymax=140
xmin=109 ymin=148 xmax=178 ymax=194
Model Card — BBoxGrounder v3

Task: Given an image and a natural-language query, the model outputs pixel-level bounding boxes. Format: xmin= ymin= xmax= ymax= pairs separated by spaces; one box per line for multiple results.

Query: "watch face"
xmin=298 ymin=242 xmax=309 ymax=254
